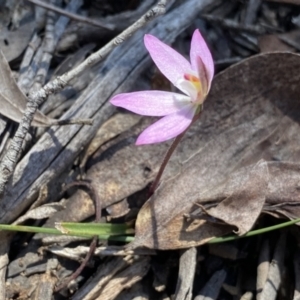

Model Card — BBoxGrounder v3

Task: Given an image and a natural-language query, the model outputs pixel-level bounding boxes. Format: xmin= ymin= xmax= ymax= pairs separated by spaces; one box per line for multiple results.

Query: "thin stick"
xmin=27 ymin=0 xmax=115 ymax=30
xmin=0 ymin=0 xmax=169 ymax=196
xmin=54 ymin=236 xmax=98 ymax=292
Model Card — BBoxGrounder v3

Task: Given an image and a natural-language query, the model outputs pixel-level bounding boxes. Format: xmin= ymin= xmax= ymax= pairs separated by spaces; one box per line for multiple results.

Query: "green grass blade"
xmin=0 ymin=223 xmax=134 ymax=242
xmin=208 ymin=217 xmax=300 ymax=244
xmin=1 ymin=217 xmax=299 ymax=246
xmin=0 ymin=224 xmax=62 ymax=235
xmin=56 ymin=222 xmax=134 ymax=236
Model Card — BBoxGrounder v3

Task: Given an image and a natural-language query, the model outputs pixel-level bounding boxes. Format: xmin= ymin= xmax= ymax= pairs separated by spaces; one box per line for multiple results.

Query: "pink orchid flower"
xmin=110 ymin=29 xmax=214 ymax=145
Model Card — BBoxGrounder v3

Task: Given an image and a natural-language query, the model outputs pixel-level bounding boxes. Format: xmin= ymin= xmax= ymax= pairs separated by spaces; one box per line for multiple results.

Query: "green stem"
xmin=208 ymin=217 xmax=300 ymax=244
xmin=0 ymin=218 xmax=300 ymax=245
xmin=0 ymin=224 xmax=134 ymax=242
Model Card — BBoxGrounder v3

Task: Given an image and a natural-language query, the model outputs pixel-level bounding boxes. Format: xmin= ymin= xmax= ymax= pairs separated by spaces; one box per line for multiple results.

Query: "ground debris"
xmin=2 ymin=0 xmax=300 ymax=299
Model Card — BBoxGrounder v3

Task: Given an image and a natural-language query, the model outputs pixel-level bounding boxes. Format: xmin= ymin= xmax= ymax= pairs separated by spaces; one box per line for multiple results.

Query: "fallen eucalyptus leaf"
xmin=205 ymin=160 xmax=269 ymax=235
xmin=130 ymin=124 xmax=271 ymax=250
xmin=80 ymin=112 xmax=142 ymax=168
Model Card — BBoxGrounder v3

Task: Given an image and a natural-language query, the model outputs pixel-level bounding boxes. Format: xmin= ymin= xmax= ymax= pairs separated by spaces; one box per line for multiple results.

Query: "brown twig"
xmin=55 ymin=236 xmax=98 ymax=292
xmin=27 ymin=0 xmax=115 ymax=30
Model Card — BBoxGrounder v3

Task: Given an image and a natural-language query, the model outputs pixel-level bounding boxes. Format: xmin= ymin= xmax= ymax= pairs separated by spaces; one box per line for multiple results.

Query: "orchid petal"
xmin=110 ymin=91 xmax=191 ymax=116
xmin=194 ymin=56 xmax=209 ymax=95
xmin=136 ymin=105 xmax=196 ymax=145
xmin=190 ymin=30 xmax=214 ymax=90
xmin=144 ymin=34 xmax=191 ymax=90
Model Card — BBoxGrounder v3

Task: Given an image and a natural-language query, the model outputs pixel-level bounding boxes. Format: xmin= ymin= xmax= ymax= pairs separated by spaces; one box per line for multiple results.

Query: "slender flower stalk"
xmin=110 ymin=29 xmax=214 ymax=194
xmin=148 ymin=112 xmax=202 ymax=196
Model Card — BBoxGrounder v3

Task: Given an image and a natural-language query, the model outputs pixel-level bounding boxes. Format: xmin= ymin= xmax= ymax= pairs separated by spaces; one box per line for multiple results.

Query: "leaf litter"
xmin=4 ymin=1 xmax=300 ymax=299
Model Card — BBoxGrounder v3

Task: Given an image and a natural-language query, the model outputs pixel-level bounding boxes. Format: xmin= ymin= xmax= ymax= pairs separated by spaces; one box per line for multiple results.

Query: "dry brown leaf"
xmin=259 ymin=30 xmax=300 ymax=53
xmin=128 ymin=52 xmax=300 ymax=250
xmin=262 ymin=162 xmax=300 ymax=219
xmin=80 ymin=112 xmax=142 ymax=168
xmin=258 ymin=34 xmax=295 ymax=52
xmin=130 ymin=129 xmax=270 ymax=249
xmin=205 ymin=160 xmax=269 ymax=235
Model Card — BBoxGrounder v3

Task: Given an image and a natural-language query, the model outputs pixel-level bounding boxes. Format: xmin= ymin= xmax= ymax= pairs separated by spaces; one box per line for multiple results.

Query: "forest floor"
xmin=1 ymin=0 xmax=300 ymax=299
